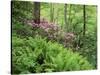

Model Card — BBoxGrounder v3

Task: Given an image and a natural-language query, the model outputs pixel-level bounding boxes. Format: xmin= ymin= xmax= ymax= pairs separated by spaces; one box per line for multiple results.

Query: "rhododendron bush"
xmin=23 ymin=18 xmax=75 ymax=48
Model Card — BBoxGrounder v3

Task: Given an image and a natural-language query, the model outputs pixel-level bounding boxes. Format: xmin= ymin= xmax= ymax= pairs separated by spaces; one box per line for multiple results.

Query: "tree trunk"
xmin=50 ymin=3 xmax=54 ymax=22
xmin=34 ymin=2 xmax=40 ymax=24
xmin=83 ymin=5 xmax=86 ymax=36
xmin=64 ymin=4 xmax=67 ymax=31
xmin=68 ymin=4 xmax=71 ymax=32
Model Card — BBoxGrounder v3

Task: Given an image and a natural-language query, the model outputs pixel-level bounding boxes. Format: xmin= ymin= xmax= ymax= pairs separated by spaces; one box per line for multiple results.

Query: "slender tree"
xmin=50 ymin=3 xmax=54 ymax=22
xmin=68 ymin=4 xmax=72 ymax=32
xmin=64 ymin=4 xmax=67 ymax=31
xmin=83 ymin=5 xmax=86 ymax=36
xmin=55 ymin=8 xmax=59 ymax=24
xmin=34 ymin=2 xmax=40 ymax=24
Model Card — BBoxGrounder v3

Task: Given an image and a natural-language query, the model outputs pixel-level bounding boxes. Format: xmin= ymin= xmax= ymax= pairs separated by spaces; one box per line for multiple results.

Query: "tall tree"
xmin=34 ymin=2 xmax=40 ymax=24
xmin=64 ymin=4 xmax=67 ymax=31
xmin=68 ymin=4 xmax=72 ymax=32
xmin=50 ymin=3 xmax=54 ymax=22
xmin=83 ymin=5 xmax=86 ymax=36
xmin=55 ymin=8 xmax=59 ymax=24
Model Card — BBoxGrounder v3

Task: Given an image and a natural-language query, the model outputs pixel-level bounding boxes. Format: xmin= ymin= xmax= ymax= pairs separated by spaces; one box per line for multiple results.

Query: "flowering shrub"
xmin=26 ymin=18 xmax=59 ymax=40
xmin=25 ymin=18 xmax=75 ymax=47
xmin=27 ymin=18 xmax=59 ymax=31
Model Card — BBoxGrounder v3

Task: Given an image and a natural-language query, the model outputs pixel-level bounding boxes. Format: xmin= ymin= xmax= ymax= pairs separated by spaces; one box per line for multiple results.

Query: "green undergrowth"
xmin=12 ymin=35 xmax=93 ymax=74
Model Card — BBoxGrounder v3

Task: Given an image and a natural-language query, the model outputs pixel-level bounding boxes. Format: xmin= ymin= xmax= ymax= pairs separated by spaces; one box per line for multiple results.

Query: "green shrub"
xmin=79 ymin=33 xmax=97 ymax=68
xmin=12 ymin=35 xmax=93 ymax=74
xmin=12 ymin=21 xmax=34 ymax=38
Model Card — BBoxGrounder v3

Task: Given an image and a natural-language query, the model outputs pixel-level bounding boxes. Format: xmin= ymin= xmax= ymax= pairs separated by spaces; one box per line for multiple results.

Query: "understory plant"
xmin=12 ymin=35 xmax=93 ymax=74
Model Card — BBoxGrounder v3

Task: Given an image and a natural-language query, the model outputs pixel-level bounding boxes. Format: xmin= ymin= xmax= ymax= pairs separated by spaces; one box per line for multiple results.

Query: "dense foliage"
xmin=12 ymin=35 xmax=93 ymax=74
xmin=11 ymin=1 xmax=97 ymax=74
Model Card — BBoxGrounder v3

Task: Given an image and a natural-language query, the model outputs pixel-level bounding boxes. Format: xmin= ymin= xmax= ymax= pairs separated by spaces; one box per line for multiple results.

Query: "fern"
xmin=12 ymin=35 xmax=93 ymax=74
